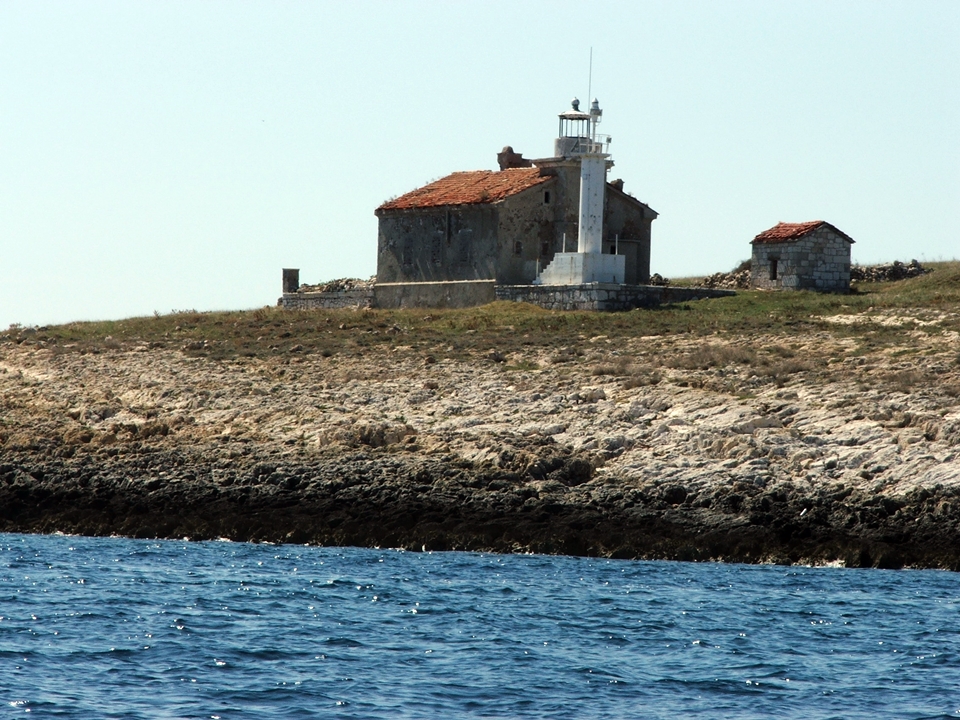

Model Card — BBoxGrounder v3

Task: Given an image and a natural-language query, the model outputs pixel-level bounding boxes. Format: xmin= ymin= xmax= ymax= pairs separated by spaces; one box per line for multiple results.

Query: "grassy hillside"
xmin=4 ymin=262 xmax=958 ymax=364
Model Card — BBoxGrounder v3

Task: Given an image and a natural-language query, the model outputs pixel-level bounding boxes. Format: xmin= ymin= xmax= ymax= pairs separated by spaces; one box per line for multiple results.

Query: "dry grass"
xmin=590 ymin=357 xmax=662 ymax=388
xmin=664 ymin=344 xmax=758 ymax=370
xmin=2 ymin=262 xmax=958 ymax=366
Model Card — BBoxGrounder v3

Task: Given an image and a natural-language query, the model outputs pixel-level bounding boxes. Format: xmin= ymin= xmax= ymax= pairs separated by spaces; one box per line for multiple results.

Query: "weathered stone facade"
xmin=376 ymin=201 xmax=508 ymax=284
xmin=750 ymin=221 xmax=854 ymax=292
xmin=374 ymin=280 xmax=496 ymax=309
xmin=375 ymin=162 xmax=656 ymax=287
xmin=604 ymin=182 xmax=653 ymax=285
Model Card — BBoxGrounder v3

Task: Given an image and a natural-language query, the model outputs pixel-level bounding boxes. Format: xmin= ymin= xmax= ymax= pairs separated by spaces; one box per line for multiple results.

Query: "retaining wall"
xmin=496 ymin=284 xmax=735 ymax=311
xmin=374 ymin=280 xmax=497 ymax=309
xmin=279 ymin=289 xmax=374 ymax=310
xmin=280 ymin=281 xmax=733 ymax=312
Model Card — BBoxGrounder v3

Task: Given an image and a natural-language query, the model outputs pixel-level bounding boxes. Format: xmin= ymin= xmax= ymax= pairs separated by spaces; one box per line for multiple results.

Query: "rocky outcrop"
xmin=1 ymin=310 xmax=959 ymax=568
xmin=2 ymin=445 xmax=959 ymax=568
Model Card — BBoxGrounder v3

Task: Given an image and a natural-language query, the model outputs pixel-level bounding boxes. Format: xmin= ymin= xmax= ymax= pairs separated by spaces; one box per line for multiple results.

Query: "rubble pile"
xmin=698 ymin=269 xmax=751 ymax=290
xmin=690 ymin=260 xmax=930 ymax=290
xmin=851 ymin=260 xmax=929 ymax=283
xmin=647 ymin=273 xmax=669 ymax=287
xmin=297 ymin=277 xmax=377 ymax=294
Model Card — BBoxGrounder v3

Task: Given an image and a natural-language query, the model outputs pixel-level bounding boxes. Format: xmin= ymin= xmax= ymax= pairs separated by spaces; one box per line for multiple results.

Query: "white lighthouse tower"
xmin=537 ymin=98 xmax=626 ymax=286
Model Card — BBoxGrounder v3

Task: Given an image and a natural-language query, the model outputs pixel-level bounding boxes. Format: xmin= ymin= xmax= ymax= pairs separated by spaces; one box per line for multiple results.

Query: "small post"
xmin=563 ymin=232 xmax=567 ymax=253
xmin=282 ymin=268 xmax=300 ymax=294
xmin=615 ymin=234 xmax=619 ymax=255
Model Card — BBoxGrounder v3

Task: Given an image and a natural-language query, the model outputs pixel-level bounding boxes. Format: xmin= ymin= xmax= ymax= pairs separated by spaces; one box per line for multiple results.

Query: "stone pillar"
xmin=282 ymin=268 xmax=300 ymax=294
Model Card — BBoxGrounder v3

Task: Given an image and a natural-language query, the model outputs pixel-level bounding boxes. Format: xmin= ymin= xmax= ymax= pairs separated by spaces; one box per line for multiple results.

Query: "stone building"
xmin=278 ymin=100 xmax=739 ymax=312
xmin=750 ymin=221 xmax=855 ymax=292
xmin=375 ymin=100 xmax=657 ymax=287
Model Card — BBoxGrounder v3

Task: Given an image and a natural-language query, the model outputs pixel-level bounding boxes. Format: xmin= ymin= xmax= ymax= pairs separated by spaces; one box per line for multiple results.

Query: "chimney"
xmin=497 ymin=146 xmax=533 ymax=170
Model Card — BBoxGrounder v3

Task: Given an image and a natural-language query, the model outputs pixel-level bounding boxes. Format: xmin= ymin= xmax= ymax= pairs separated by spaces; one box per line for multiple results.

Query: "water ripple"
xmin=2 ymin=534 xmax=959 ymax=718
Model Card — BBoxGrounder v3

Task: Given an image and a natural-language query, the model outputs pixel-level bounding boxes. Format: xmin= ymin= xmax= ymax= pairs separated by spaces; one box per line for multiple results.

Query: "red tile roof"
xmin=752 ymin=221 xmax=854 ymax=244
xmin=377 ymin=168 xmax=551 ymax=212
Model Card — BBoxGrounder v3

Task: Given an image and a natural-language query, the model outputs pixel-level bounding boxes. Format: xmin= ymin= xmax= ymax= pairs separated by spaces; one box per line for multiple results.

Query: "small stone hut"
xmin=750 ymin=221 xmax=855 ymax=292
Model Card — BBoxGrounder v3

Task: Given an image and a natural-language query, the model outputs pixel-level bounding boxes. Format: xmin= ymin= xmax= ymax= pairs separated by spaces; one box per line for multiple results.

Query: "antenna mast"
xmin=587 ymin=47 xmax=593 ymax=106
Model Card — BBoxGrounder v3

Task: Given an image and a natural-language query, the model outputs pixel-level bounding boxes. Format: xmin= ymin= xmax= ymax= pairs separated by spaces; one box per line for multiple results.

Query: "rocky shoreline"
xmin=3 ymin=444 xmax=960 ymax=569
xmin=2 ymin=289 xmax=959 ymax=569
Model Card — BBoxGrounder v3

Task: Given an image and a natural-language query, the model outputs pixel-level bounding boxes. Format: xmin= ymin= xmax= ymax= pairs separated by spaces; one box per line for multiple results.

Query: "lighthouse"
xmin=536 ymin=98 xmax=626 ymax=286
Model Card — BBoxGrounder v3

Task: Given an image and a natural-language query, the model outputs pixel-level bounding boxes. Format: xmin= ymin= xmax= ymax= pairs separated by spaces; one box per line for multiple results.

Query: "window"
xmin=770 ymin=258 xmax=779 ymax=281
xmin=543 ymin=191 xmax=551 ymax=205
xmin=541 ymin=240 xmax=551 ymax=256
xmin=457 ymin=229 xmax=472 ymax=264
xmin=514 ymin=241 xmax=523 ymax=256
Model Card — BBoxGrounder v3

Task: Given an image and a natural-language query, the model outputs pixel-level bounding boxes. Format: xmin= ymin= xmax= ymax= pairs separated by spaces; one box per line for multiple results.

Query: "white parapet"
xmin=536 ymin=252 xmax=625 ymax=285
xmin=577 ymin=154 xmax=606 ymax=254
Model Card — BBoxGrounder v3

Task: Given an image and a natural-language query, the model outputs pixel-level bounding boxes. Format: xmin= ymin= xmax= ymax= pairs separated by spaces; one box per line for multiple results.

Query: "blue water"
xmin=1 ymin=534 xmax=958 ymax=719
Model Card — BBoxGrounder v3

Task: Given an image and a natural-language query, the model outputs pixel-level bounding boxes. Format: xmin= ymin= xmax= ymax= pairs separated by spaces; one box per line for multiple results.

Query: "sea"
xmin=1 ymin=533 xmax=958 ymax=719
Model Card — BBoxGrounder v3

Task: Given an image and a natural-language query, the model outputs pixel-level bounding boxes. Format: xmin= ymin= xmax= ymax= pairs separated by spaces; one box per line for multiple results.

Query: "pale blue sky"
xmin=1 ymin=1 xmax=957 ymax=328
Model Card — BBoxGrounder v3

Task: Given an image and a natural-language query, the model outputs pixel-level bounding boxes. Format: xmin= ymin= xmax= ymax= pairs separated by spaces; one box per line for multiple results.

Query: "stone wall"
xmin=374 ymin=280 xmax=497 ymax=309
xmin=281 ymin=281 xmax=498 ymax=310
xmin=279 ymin=289 xmax=374 ymax=310
xmin=604 ymin=185 xmax=655 ymax=284
xmin=496 ymin=284 xmax=735 ymax=311
xmin=281 ymin=281 xmax=731 ymax=312
xmin=376 ymin=204 xmax=500 ymax=284
xmin=751 ymin=228 xmax=852 ymax=292
xmin=495 ymin=181 xmax=557 ymax=284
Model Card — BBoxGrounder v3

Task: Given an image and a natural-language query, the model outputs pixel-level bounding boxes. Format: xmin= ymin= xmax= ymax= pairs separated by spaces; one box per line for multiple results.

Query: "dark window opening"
xmin=457 ymin=229 xmax=472 ymax=264
xmin=770 ymin=258 xmax=779 ymax=280
xmin=609 ymin=244 xmax=617 ymax=254
xmin=541 ymin=240 xmax=551 ymax=256
xmin=514 ymin=241 xmax=523 ymax=256
xmin=543 ymin=191 xmax=551 ymax=205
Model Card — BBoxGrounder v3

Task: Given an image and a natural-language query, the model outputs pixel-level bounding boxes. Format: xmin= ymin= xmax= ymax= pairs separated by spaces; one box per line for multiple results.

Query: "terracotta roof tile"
xmin=377 ymin=168 xmax=551 ymax=212
xmin=752 ymin=221 xmax=854 ymax=244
